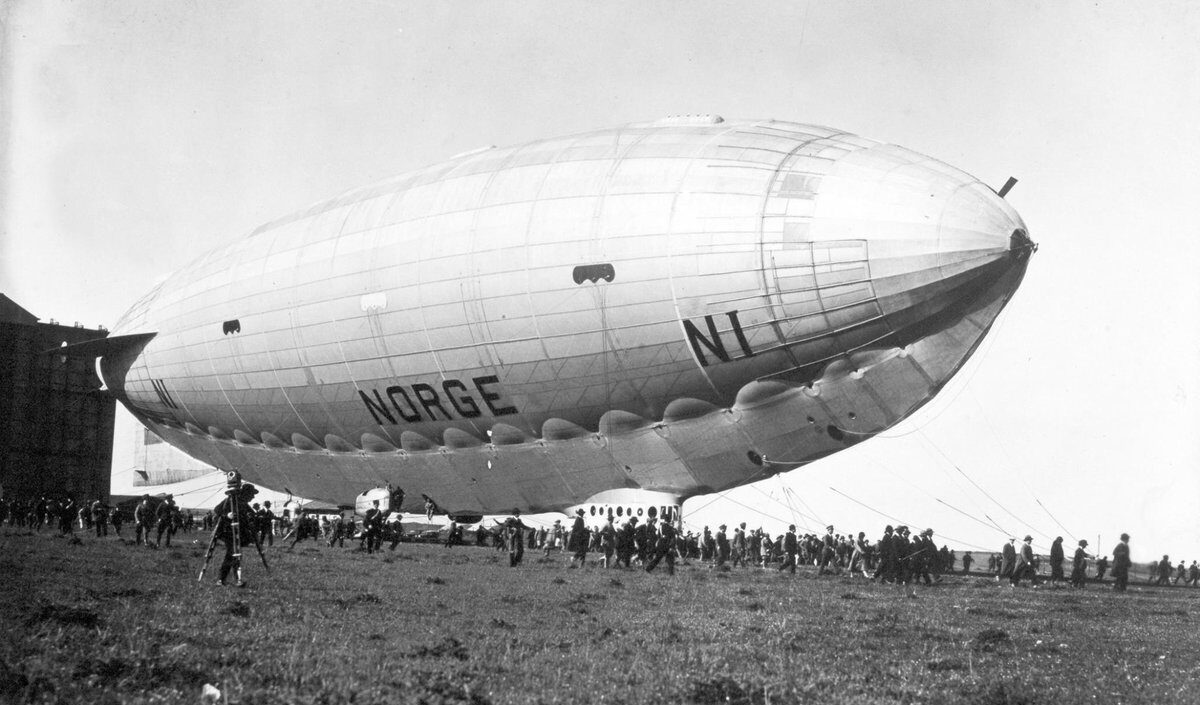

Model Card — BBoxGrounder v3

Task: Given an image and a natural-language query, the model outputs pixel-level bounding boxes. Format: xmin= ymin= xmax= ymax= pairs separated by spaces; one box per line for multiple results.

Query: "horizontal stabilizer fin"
xmin=44 ymin=332 xmax=157 ymax=359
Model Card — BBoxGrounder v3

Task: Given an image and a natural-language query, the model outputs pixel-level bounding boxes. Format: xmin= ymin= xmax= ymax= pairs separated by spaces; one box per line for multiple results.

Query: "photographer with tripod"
xmin=199 ymin=471 xmax=269 ymax=587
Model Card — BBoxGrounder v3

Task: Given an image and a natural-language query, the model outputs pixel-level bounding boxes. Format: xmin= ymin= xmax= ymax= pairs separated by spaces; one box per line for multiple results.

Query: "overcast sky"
xmin=3 ymin=1 xmax=1198 ymax=561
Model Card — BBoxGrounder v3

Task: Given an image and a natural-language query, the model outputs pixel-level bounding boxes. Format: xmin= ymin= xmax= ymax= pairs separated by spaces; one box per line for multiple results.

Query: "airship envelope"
xmin=73 ymin=115 xmax=1033 ymax=520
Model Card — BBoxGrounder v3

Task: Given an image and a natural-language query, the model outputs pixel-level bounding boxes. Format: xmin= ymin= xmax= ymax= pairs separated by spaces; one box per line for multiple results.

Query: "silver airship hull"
xmin=102 ymin=116 xmax=1033 ymax=517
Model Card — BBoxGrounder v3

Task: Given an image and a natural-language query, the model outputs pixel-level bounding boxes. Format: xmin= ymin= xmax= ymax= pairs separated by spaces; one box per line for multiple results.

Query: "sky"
xmin=3 ymin=1 xmax=1198 ymax=562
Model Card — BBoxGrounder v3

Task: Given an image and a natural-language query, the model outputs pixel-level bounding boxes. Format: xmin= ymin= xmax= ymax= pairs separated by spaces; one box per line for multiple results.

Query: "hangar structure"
xmin=0 ymin=295 xmax=115 ymax=501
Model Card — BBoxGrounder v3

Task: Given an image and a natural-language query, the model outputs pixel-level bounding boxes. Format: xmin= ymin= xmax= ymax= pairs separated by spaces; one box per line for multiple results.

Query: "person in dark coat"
xmin=501 ymin=509 xmax=527 ymax=567
xmin=1156 ymin=555 xmax=1172 ymax=586
xmin=715 ymin=525 xmax=730 ymax=567
xmin=912 ymin=529 xmax=936 ymax=586
xmin=155 ymin=495 xmax=178 ymax=547
xmin=211 ymin=482 xmax=260 ymax=587
xmin=732 ymin=523 xmax=747 ymax=567
xmin=872 ymin=525 xmax=897 ymax=583
xmin=779 ymin=525 xmax=798 ymax=574
xmin=644 ymin=519 xmax=678 ymax=575
xmin=90 ymin=499 xmax=109 ymax=538
xmin=616 ymin=517 xmax=637 ymax=568
xmin=999 ymin=538 xmax=1016 ymax=582
xmin=109 ymin=506 xmax=124 ymax=536
xmin=1070 ymin=539 xmax=1090 ymax=588
xmin=258 ymin=501 xmax=276 ymax=547
xmin=1049 ymin=536 xmax=1065 ymax=582
xmin=893 ymin=526 xmax=913 ymax=586
xmin=362 ymin=501 xmax=384 ymax=554
xmin=599 ymin=517 xmax=617 ymax=568
xmin=567 ymin=509 xmax=589 ymax=568
xmin=1111 ymin=533 xmax=1131 ymax=592
xmin=134 ymin=495 xmax=154 ymax=546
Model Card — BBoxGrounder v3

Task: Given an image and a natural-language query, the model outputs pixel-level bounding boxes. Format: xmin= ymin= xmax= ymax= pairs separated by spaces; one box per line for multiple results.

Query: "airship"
xmin=74 ymin=115 xmax=1035 ymax=523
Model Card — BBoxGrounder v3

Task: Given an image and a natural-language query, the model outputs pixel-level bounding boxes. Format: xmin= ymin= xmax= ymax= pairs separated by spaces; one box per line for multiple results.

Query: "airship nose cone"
xmin=933 ymin=169 xmax=1034 ymax=268
xmin=790 ymin=144 xmax=1037 ymax=360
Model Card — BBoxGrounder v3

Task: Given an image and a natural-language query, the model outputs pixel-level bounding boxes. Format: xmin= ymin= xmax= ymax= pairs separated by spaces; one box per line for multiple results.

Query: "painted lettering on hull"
xmin=682 ymin=310 xmax=755 ymax=367
xmin=359 ymin=375 xmax=518 ymax=425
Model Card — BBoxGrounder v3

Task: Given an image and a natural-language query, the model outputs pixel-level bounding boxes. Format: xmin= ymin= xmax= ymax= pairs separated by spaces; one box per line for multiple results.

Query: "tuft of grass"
xmin=224 ymin=600 xmax=251 ymax=617
xmin=972 ymin=627 xmax=1011 ymax=652
xmin=26 ymin=603 xmax=101 ymax=629
xmin=410 ymin=637 xmax=469 ymax=661
xmin=690 ymin=676 xmax=766 ymax=705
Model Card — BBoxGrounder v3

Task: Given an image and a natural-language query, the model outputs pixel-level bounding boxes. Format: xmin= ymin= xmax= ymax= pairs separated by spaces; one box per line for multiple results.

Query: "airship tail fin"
xmin=44 ymin=332 xmax=157 ymax=394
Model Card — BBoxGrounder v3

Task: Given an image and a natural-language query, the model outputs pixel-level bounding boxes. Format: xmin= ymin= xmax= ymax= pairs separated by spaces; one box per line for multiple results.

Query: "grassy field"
xmin=1 ymin=528 xmax=1197 ymax=705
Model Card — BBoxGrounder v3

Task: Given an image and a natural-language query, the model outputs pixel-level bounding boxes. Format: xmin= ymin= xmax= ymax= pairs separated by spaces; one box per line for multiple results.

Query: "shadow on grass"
xmin=690 ymin=676 xmax=766 ymax=705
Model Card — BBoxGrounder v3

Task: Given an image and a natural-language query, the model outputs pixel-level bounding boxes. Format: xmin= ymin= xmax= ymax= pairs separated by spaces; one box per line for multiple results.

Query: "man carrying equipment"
xmin=202 ymin=473 xmax=268 ymax=587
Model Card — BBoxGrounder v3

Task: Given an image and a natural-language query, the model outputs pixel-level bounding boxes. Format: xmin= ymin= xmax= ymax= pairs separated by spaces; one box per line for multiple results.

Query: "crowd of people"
xmin=480 ymin=509 xmax=1200 ymax=591
xmin=3 ymin=494 xmax=1198 ymax=591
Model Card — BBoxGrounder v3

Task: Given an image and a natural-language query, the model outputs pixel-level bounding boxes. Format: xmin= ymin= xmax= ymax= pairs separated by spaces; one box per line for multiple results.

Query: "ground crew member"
xmin=849 ymin=531 xmax=869 ymax=577
xmin=999 ymin=538 xmax=1016 ymax=581
xmin=258 ymin=501 xmax=276 ymax=546
xmin=779 ymin=525 xmax=798 ymax=574
xmin=715 ymin=524 xmax=730 ymax=567
xmin=961 ymin=551 xmax=974 ymax=574
xmin=58 ymin=498 xmax=76 ymax=535
xmin=1011 ymin=535 xmax=1037 ymax=587
xmin=1070 ymin=540 xmax=1090 ymax=588
xmin=445 ymin=521 xmax=462 ymax=548
xmin=732 ymin=523 xmax=747 ymax=567
xmin=1156 ymin=555 xmax=1172 ymax=586
xmin=644 ymin=519 xmax=678 ymax=575
xmin=134 ymin=495 xmax=153 ymax=546
xmin=818 ymin=525 xmax=836 ymax=575
xmin=599 ymin=517 xmax=616 ymax=568
xmin=635 ymin=519 xmax=654 ymax=565
xmin=911 ymin=529 xmax=936 ymax=585
xmin=386 ymin=510 xmax=405 ymax=550
xmin=109 ymin=506 xmax=124 ymax=536
xmin=155 ymin=495 xmax=178 ymax=547
xmin=567 ymin=509 xmax=589 ymax=568
xmin=873 ymin=526 xmax=896 ymax=582
xmin=502 ymin=509 xmax=527 ymax=567
xmin=90 ymin=499 xmax=108 ymax=537
xmin=1111 ymin=533 xmax=1131 ymax=592
xmin=1049 ymin=536 xmax=1065 ymax=582
xmin=615 ymin=517 xmax=637 ymax=568
xmin=327 ymin=513 xmax=345 ymax=547
xmin=361 ymin=500 xmax=384 ymax=554
xmin=211 ymin=481 xmax=259 ymax=587
xmin=893 ymin=526 xmax=914 ymax=586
